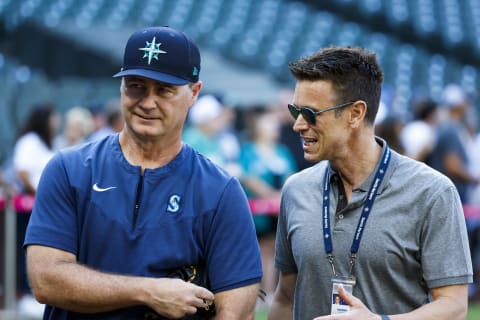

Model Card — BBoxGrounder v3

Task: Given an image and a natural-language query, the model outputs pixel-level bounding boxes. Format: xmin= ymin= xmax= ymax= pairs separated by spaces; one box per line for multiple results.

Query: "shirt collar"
xmin=327 ymin=136 xmax=395 ymax=194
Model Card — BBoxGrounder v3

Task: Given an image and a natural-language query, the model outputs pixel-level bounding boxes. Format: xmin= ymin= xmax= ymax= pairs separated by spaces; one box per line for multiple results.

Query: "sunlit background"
xmin=1 ymin=0 xmax=479 ymax=162
xmin=1 ymin=0 xmax=480 ymax=319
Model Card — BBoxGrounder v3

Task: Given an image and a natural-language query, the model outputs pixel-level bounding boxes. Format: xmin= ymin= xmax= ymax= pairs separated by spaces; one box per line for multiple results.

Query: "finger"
xmin=191 ymin=286 xmax=214 ymax=310
xmin=204 ymin=298 xmax=213 ymax=308
xmin=195 ymin=286 xmax=215 ymax=301
xmin=337 ymin=284 xmax=355 ymax=306
xmin=190 ymin=295 xmax=213 ymax=309
xmin=183 ymin=305 xmax=198 ymax=315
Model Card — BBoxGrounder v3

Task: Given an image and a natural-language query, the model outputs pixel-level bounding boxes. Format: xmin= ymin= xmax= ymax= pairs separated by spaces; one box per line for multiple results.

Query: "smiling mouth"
xmin=135 ymin=113 xmax=160 ymax=120
xmin=302 ymin=137 xmax=317 ymax=146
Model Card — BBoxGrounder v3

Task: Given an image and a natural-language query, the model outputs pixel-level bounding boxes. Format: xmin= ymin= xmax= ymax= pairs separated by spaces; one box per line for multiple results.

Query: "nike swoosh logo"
xmin=92 ymin=183 xmax=117 ymax=192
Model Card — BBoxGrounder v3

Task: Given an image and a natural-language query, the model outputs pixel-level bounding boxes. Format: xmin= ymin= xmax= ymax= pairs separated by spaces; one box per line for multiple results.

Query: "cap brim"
xmin=113 ymin=69 xmax=189 ymax=85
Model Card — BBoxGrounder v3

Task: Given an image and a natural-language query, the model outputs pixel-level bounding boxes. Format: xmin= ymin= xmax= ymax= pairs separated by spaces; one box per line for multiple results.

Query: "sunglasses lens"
xmin=288 ymin=104 xmax=299 ymax=120
xmin=300 ymin=109 xmax=315 ymax=124
xmin=288 ymin=104 xmax=316 ymax=124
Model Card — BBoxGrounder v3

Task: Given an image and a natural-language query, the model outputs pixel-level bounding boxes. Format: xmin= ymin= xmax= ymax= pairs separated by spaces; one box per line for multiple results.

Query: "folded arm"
xmin=26 ymin=245 xmax=214 ymax=318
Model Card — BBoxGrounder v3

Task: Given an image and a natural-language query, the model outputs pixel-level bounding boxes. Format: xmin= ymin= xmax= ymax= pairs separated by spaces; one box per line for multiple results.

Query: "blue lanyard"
xmin=322 ymin=145 xmax=391 ymax=276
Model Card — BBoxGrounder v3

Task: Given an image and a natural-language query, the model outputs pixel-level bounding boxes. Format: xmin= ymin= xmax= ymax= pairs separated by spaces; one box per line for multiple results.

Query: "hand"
xmin=146 ymin=277 xmax=215 ymax=319
xmin=312 ymin=285 xmax=379 ymax=320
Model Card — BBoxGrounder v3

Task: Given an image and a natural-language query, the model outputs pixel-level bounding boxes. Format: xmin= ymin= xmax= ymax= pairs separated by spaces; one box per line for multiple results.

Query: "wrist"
xmin=134 ymin=276 xmax=155 ymax=306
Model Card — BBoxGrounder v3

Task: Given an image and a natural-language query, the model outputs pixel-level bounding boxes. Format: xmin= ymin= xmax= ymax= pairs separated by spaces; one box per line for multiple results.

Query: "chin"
xmin=129 ymin=128 xmax=158 ymax=140
xmin=304 ymin=149 xmax=325 ymax=162
xmin=303 ymin=153 xmax=317 ymax=163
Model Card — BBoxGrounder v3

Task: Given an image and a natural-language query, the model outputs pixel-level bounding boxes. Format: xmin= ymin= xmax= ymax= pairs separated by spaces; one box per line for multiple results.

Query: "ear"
xmin=187 ymin=81 xmax=203 ymax=110
xmin=348 ymin=100 xmax=367 ymax=128
xmin=191 ymin=81 xmax=202 ymax=100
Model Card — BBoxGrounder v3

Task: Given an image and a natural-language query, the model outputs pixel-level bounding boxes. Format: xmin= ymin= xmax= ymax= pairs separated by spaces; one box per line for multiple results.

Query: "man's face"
xmin=120 ymin=76 xmax=201 ymax=142
xmin=291 ymin=80 xmax=350 ymax=162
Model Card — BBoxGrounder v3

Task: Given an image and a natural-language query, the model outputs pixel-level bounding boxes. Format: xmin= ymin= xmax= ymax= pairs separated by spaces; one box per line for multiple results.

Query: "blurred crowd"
xmin=375 ymin=83 xmax=480 ymax=302
xmin=0 ymin=83 xmax=479 ymax=317
xmin=0 ymin=99 xmax=124 ymax=318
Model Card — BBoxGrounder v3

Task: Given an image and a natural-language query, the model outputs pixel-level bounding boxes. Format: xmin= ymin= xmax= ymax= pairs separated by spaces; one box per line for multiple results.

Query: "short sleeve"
xmin=274 ymin=185 xmax=298 ymax=273
xmin=421 ymin=184 xmax=473 ymax=288
xmin=24 ymin=152 xmax=79 ymax=255
xmin=203 ymin=177 xmax=262 ymax=292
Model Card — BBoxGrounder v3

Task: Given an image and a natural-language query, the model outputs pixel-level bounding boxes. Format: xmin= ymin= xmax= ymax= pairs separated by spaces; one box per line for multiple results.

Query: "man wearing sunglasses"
xmin=23 ymin=26 xmax=262 ymax=319
xmin=269 ymin=46 xmax=472 ymax=320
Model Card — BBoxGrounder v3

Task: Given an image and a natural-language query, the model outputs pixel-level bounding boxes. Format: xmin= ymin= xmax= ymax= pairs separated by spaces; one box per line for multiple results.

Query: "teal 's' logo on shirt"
xmin=167 ymin=194 xmax=181 ymax=213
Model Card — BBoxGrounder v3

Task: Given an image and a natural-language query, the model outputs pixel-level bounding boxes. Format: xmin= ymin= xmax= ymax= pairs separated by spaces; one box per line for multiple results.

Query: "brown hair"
xmin=289 ymin=46 xmax=384 ymax=124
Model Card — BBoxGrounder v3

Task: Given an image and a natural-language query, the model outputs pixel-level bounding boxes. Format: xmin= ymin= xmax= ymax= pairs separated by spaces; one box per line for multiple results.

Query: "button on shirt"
xmin=331 ymin=173 xmax=348 ymax=214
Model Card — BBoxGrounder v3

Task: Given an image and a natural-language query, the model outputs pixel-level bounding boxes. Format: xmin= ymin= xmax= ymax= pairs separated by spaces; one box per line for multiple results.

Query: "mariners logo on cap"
xmin=113 ymin=26 xmax=200 ymax=85
xmin=139 ymin=36 xmax=167 ymax=65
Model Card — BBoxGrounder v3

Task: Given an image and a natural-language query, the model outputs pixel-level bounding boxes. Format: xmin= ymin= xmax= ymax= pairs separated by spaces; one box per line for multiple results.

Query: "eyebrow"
xmin=124 ymin=77 xmax=177 ymax=89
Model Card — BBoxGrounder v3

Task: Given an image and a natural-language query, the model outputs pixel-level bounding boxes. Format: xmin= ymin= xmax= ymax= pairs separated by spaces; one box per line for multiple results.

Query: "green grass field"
xmin=468 ymin=303 xmax=480 ymax=320
xmin=254 ymin=303 xmax=480 ymax=319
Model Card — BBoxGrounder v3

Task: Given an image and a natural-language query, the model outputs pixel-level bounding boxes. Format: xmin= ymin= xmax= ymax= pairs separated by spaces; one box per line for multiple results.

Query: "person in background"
xmin=269 ymin=46 xmax=472 ymax=320
xmin=400 ymin=98 xmax=439 ymax=162
xmin=427 ymin=84 xmax=480 ymax=204
xmin=466 ymin=121 xmax=480 ymax=208
xmin=12 ymin=102 xmax=59 ymax=317
xmin=88 ymin=99 xmax=124 ymax=141
xmin=270 ymin=89 xmax=313 ymax=171
xmin=238 ymin=108 xmax=297 ymax=307
xmin=87 ymin=104 xmax=108 ymax=138
xmin=23 ymin=26 xmax=261 ymax=319
xmin=183 ymin=94 xmax=242 ymax=177
xmin=374 ymin=115 xmax=405 ymax=155
xmin=54 ymin=106 xmax=95 ymax=149
xmin=463 ymin=107 xmax=480 ymax=301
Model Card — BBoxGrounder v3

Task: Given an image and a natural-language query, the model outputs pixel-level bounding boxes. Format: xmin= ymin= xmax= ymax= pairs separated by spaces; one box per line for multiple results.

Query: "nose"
xmin=292 ymin=114 xmax=309 ymax=132
xmin=140 ymin=88 xmax=159 ymax=110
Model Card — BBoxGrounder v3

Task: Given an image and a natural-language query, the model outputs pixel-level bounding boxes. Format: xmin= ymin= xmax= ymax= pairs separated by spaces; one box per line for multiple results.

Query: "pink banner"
xmin=249 ymin=197 xmax=281 ymax=215
xmin=12 ymin=194 xmax=35 ymax=213
xmin=464 ymin=204 xmax=480 ymax=220
xmin=249 ymin=197 xmax=480 ymax=221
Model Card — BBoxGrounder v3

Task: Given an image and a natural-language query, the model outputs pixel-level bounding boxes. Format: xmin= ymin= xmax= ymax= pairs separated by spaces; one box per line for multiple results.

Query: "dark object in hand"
xmin=143 ymin=265 xmax=215 ymax=319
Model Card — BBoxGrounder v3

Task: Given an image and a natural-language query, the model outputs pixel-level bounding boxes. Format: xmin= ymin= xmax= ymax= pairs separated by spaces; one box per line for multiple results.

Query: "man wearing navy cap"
xmin=24 ymin=26 xmax=262 ymax=319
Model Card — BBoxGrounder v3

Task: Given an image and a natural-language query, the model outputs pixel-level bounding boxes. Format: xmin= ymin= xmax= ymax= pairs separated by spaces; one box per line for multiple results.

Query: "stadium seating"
xmin=0 ymin=0 xmax=479 ymax=164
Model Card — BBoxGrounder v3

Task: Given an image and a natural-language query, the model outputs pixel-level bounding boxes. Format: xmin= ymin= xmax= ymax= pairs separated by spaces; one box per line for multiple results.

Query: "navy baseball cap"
xmin=113 ymin=26 xmax=200 ymax=85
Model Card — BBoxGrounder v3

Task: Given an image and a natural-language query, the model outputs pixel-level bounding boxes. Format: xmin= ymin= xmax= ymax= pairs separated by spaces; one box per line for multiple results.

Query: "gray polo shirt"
xmin=275 ymin=140 xmax=473 ymax=319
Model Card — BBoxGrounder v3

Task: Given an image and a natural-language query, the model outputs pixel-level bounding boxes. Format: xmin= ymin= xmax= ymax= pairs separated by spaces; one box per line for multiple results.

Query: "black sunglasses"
xmin=287 ymin=102 xmax=354 ymax=125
